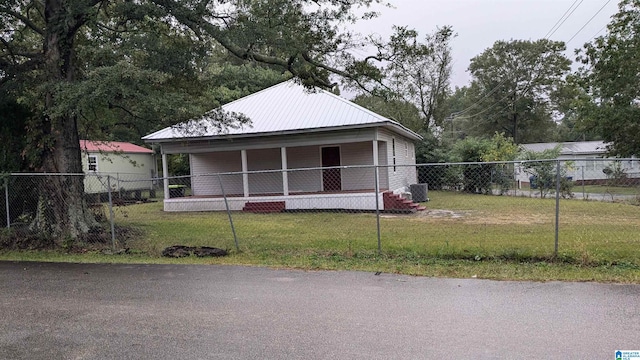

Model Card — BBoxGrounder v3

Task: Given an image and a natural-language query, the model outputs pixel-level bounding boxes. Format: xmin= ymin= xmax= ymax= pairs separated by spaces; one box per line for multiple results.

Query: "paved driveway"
xmin=0 ymin=261 xmax=638 ymax=359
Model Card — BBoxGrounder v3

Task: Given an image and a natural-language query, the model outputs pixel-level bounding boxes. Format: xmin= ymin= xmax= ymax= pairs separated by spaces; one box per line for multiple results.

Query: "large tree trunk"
xmin=29 ymin=0 xmax=97 ymax=239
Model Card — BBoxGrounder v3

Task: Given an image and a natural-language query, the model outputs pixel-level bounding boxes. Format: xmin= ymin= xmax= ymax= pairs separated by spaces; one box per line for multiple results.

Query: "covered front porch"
xmin=157 ymin=128 xmax=405 ymax=210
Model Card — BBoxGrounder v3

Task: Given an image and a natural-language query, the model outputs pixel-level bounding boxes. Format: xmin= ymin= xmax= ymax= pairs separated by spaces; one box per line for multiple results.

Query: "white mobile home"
xmin=518 ymin=141 xmax=640 ymax=185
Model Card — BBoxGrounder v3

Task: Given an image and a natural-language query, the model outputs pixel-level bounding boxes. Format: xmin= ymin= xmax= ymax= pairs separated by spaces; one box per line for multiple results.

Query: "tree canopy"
xmin=0 ymin=0 xmax=404 ymax=239
xmin=458 ymin=39 xmax=571 ymax=144
xmin=575 ymin=0 xmax=640 ymax=156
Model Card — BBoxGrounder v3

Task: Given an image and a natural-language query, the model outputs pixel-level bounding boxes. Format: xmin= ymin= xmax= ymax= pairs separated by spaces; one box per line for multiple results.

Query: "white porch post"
xmin=162 ymin=152 xmax=169 ymax=200
xmin=372 ymin=140 xmax=380 ymax=210
xmin=281 ymin=147 xmax=289 ymax=196
xmin=372 ymin=139 xmax=379 ymax=187
xmin=241 ymin=150 xmax=249 ymax=197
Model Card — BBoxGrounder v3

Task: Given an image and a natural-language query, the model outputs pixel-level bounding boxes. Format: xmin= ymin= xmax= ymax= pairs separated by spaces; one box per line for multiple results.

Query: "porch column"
xmin=372 ymin=140 xmax=380 ymax=211
xmin=372 ymin=139 xmax=379 ymax=187
xmin=241 ymin=150 xmax=249 ymax=197
xmin=162 ymin=152 xmax=169 ymax=200
xmin=281 ymin=147 xmax=289 ymax=196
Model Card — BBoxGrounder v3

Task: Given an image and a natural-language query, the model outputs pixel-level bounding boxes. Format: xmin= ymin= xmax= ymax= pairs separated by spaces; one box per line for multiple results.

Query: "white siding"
xmin=377 ymin=141 xmax=389 ymax=190
xmin=288 ymin=145 xmax=322 ymax=192
xmin=341 ymin=142 xmax=376 ymax=191
xmin=247 ymin=148 xmax=283 ymax=194
xmin=163 ymin=192 xmax=383 ymax=211
xmin=190 ymin=151 xmax=243 ymax=196
xmin=378 ymin=129 xmax=417 ymax=192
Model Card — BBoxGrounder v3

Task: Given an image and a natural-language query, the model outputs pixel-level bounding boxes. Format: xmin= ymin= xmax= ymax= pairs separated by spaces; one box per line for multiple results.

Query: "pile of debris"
xmin=161 ymin=245 xmax=228 ymax=258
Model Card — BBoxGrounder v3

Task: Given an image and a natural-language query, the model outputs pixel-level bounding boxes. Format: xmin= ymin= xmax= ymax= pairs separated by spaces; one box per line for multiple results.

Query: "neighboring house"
xmin=517 ymin=141 xmax=639 ymax=185
xmin=81 ymin=140 xmax=156 ymax=195
xmin=142 ymin=80 xmax=424 ymax=212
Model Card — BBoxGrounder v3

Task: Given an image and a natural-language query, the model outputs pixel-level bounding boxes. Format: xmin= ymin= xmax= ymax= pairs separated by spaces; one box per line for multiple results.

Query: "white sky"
xmin=351 ymin=0 xmax=619 ymax=88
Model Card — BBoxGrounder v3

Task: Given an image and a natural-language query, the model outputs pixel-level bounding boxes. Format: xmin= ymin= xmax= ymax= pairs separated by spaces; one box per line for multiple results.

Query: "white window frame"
xmin=88 ymin=155 xmax=98 ymax=172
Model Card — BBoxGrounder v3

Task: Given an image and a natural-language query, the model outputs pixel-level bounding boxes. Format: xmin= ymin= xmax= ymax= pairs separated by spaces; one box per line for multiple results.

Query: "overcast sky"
xmin=351 ymin=0 xmax=619 ymax=88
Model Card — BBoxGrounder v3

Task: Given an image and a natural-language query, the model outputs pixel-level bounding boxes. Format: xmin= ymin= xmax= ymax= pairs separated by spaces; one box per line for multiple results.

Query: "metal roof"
xmin=142 ymin=80 xmax=422 ymax=142
xmin=80 ymin=140 xmax=153 ymax=154
xmin=521 ymin=141 xmax=607 ymax=155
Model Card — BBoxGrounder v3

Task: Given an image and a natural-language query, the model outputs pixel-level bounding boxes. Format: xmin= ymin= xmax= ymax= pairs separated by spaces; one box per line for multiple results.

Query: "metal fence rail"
xmin=2 ymin=159 xmax=639 ymax=262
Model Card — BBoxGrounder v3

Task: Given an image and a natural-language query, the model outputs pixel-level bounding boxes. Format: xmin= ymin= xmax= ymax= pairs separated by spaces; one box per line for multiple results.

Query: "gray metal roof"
xmin=521 ymin=141 xmax=607 ymax=155
xmin=143 ymin=80 xmax=422 ymax=142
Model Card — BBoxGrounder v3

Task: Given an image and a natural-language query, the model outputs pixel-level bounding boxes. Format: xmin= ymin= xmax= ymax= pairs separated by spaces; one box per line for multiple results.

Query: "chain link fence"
xmin=2 ymin=159 xmax=639 ymax=264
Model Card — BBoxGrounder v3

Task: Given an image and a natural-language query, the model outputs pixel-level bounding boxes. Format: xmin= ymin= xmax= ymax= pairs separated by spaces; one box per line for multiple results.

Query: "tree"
xmin=449 ymin=133 xmax=519 ymax=194
xmin=352 ymin=94 xmax=423 ymax=132
xmin=461 ymin=39 xmax=571 ymax=144
xmin=440 ymin=86 xmax=475 ymax=143
xmin=520 ymin=146 xmax=574 ymax=199
xmin=0 ymin=97 xmax=30 ymax=172
xmin=353 ymin=26 xmax=455 ymax=133
xmin=0 ymin=0 xmax=392 ymax=240
xmin=575 ymin=0 xmax=640 ymax=157
xmin=549 ymin=76 xmax=601 ymax=142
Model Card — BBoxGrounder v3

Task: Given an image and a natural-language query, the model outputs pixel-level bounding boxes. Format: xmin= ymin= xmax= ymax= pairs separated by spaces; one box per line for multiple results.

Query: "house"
xmin=80 ymin=140 xmax=156 ymax=196
xmin=517 ymin=141 xmax=639 ymax=185
xmin=142 ymin=80 xmax=424 ymax=212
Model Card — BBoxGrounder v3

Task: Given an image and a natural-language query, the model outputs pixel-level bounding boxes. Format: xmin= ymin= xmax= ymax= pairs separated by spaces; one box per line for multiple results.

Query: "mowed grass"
xmin=2 ymin=191 xmax=639 ymax=283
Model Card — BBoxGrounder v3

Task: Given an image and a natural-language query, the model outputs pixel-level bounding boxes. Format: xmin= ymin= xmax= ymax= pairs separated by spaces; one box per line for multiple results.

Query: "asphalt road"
xmin=0 ymin=261 xmax=638 ymax=359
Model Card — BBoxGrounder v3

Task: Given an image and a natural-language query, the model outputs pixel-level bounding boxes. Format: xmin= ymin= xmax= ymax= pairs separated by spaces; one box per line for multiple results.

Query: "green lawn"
xmin=519 ymin=182 xmax=640 ymax=196
xmin=576 ymin=184 xmax=640 ymax=196
xmin=2 ymin=191 xmax=639 ymax=283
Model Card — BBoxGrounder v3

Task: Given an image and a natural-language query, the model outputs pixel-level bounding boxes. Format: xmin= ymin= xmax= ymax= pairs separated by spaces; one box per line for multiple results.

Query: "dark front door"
xmin=322 ymin=146 xmax=341 ymax=191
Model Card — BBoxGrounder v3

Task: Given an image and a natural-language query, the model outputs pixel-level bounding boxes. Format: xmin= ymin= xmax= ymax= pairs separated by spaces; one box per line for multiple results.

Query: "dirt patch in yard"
xmin=464 ymin=213 xmax=551 ymax=225
xmin=385 ymin=209 xmax=552 ymax=225
xmin=381 ymin=209 xmax=471 ymax=221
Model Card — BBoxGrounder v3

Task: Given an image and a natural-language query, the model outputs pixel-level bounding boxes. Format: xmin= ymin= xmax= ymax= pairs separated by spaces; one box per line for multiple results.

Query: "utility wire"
xmin=544 ymin=0 xmax=584 ymax=39
xmin=452 ymin=0 xmax=611 ymax=123
xmin=566 ymin=0 xmax=613 ymax=45
xmin=453 ymin=1 xmax=585 ymax=118
xmin=588 ymin=25 xmax=608 ymax=42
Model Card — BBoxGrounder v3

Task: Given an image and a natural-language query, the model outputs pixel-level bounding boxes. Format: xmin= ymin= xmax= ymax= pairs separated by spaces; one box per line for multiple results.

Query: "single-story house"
xmin=517 ymin=141 xmax=639 ymax=185
xmin=81 ymin=140 xmax=156 ymax=195
xmin=142 ymin=80 xmax=424 ymax=212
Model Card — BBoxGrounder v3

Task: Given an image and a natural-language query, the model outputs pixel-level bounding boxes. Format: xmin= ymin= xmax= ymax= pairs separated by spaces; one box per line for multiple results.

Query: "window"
xmin=392 ymin=138 xmax=396 ymax=172
xmin=88 ymin=155 xmax=98 ymax=172
xmin=405 ymin=141 xmax=408 ymax=157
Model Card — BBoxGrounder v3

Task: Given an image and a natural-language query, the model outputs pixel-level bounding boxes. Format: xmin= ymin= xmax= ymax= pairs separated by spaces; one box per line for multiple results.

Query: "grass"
xmin=1 ymin=191 xmax=639 ymax=283
xmin=519 ymin=183 xmax=640 ymax=196
xmin=577 ymin=184 xmax=640 ymax=196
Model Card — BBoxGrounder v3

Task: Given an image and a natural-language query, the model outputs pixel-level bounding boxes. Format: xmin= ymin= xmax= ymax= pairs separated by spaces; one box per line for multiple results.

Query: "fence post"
xmin=218 ymin=174 xmax=239 ymax=252
xmin=374 ymin=165 xmax=381 ymax=255
xmin=106 ymin=175 xmax=116 ymax=250
xmin=554 ymin=160 xmax=561 ymax=257
xmin=581 ymin=165 xmax=586 ymax=199
xmin=4 ymin=176 xmax=9 ymax=229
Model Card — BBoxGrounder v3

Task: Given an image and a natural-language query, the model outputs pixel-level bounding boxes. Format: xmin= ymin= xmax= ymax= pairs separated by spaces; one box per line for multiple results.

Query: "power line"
xmin=451 ymin=0 xmax=613 ymax=124
xmin=544 ymin=0 xmax=584 ymax=39
xmin=452 ymin=0 xmax=588 ymax=118
xmin=587 ymin=25 xmax=608 ymax=42
xmin=566 ymin=0 xmax=613 ymax=45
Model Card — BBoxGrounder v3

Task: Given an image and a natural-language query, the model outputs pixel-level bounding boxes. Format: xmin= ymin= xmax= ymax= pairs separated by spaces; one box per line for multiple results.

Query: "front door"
xmin=321 ymin=146 xmax=341 ymax=192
